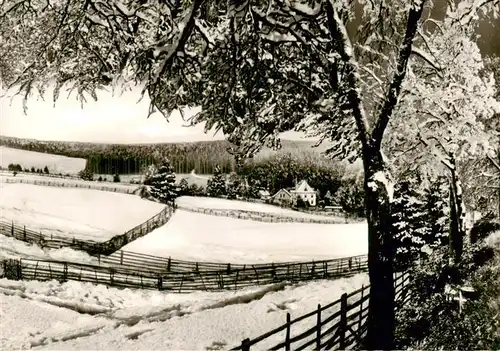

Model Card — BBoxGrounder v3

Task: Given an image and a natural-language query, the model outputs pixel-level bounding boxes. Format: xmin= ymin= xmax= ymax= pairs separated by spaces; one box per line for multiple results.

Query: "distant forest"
xmin=0 ymin=135 xmax=326 ymax=175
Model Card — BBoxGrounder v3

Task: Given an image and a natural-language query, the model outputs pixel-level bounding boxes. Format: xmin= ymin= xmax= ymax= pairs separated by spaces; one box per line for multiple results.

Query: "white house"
xmin=272 ymin=188 xmax=294 ymax=205
xmin=291 ymin=180 xmax=317 ymax=206
xmin=273 ymin=180 xmax=317 ymax=207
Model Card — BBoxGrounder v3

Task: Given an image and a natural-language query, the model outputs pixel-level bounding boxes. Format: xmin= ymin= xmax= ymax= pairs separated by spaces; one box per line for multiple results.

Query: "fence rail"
xmin=0 ymin=202 xmax=175 ymax=255
xmin=177 ymin=205 xmax=345 ymax=224
xmin=1 ymin=214 xmax=369 ymax=289
xmin=231 ymin=271 xmax=412 ymax=350
xmin=0 ymin=254 xmax=369 ymax=293
xmin=2 ymin=177 xmax=137 ymax=194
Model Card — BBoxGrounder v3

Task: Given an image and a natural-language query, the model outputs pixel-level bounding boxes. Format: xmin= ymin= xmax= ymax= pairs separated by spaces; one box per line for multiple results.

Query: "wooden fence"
xmin=0 ymin=254 xmax=369 ymax=293
xmin=0 ymin=220 xmax=102 ymax=253
xmin=177 ymin=205 xmax=344 ymax=224
xmin=1 ymin=214 xmax=369 ymax=289
xmin=97 ymin=250 xmax=367 ymax=274
xmin=231 ymin=271 xmax=413 ymax=350
xmin=0 ymin=203 xmax=175 ymax=256
xmin=2 ymin=177 xmax=137 ymax=194
xmin=98 ymin=203 xmax=176 ymax=254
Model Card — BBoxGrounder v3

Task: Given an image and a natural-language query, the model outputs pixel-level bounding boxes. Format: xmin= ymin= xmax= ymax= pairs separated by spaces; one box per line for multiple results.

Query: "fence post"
xmin=285 ymin=312 xmax=291 ymax=351
xmin=241 ymin=338 xmax=251 ymax=351
xmin=167 ymin=256 xmax=171 ymax=272
xmin=339 ymin=293 xmax=348 ymax=350
xmin=11 ymin=221 xmax=14 ymax=236
xmin=120 ymin=250 xmax=124 ymax=265
xmin=358 ymin=285 xmax=365 ymax=333
xmin=157 ymin=275 xmax=163 ymax=290
xmin=63 ymin=262 xmax=68 ymax=281
xmin=23 ymin=226 xmax=26 ymax=241
xmin=316 ymin=304 xmax=322 ymax=349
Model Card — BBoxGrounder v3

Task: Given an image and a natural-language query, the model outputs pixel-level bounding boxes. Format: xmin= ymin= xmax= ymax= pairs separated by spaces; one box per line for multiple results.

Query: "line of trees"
xmin=0 ymin=136 xmax=324 ymax=175
xmin=7 ymin=163 xmax=50 ymax=174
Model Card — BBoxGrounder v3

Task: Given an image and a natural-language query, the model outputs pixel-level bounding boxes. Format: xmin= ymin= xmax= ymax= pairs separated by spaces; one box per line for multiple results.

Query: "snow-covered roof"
xmin=294 ymin=180 xmax=315 ymax=193
xmin=273 ymin=188 xmax=292 ymax=198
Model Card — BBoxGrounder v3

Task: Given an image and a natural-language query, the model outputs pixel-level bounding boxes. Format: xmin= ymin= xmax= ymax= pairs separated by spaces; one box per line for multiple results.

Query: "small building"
xmin=272 ymin=188 xmax=294 ymax=205
xmin=291 ymin=180 xmax=317 ymax=207
xmin=273 ymin=180 xmax=317 ymax=207
xmin=258 ymin=189 xmax=271 ymax=200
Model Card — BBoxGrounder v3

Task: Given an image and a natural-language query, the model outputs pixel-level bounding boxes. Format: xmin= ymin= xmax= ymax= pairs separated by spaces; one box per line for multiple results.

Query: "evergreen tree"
xmin=149 ymin=161 xmax=177 ymax=204
xmin=391 ymin=179 xmax=428 ymax=268
xmin=178 ymin=178 xmax=189 ymax=196
xmin=43 ymin=165 xmax=49 ymax=174
xmin=143 ymin=164 xmax=158 ymax=185
xmin=206 ymin=165 xmax=226 ymax=198
xmin=324 ymin=190 xmax=334 ymax=206
xmin=113 ymin=173 xmax=121 ymax=183
xmin=78 ymin=168 xmax=93 ymax=181
xmin=227 ymin=172 xmax=243 ymax=199
xmin=30 ymin=166 xmax=35 ymax=173
xmin=422 ymin=177 xmax=449 ymax=249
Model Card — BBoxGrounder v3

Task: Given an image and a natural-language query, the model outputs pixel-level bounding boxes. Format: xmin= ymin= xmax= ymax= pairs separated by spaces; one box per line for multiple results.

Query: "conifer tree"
xmin=149 ymin=161 xmax=177 ymax=204
xmin=178 ymin=178 xmax=189 ymax=196
xmin=391 ymin=179 xmax=428 ymax=268
xmin=423 ymin=177 xmax=449 ymax=249
xmin=227 ymin=172 xmax=243 ymax=199
xmin=206 ymin=165 xmax=226 ymax=198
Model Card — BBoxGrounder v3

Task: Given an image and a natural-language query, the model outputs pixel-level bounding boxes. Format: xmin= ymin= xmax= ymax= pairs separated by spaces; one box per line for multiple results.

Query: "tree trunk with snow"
xmin=449 ymin=159 xmax=466 ymax=267
xmin=363 ymin=150 xmax=395 ymax=350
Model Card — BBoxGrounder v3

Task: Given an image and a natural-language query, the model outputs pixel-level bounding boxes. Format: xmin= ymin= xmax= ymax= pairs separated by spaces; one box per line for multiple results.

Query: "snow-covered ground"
xmin=176 ymin=196 xmax=345 ymax=220
xmin=0 ymin=183 xmax=165 ymax=241
xmin=123 ymin=210 xmax=368 ymax=263
xmin=0 ymin=146 xmax=86 ymax=174
xmin=0 ymin=172 xmax=139 ymax=192
xmin=0 ymin=234 xmax=95 ymax=263
xmin=0 ymin=273 xmax=368 ymax=350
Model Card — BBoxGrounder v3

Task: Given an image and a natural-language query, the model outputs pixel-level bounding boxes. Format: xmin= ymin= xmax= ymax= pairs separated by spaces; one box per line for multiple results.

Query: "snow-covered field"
xmin=124 ymin=209 xmax=368 ymax=263
xmin=0 ymin=234 xmax=95 ymax=263
xmin=0 ymin=171 xmax=139 ymax=192
xmin=0 ymin=183 xmax=165 ymax=241
xmin=0 ymin=146 xmax=86 ymax=174
xmin=0 ymin=273 xmax=368 ymax=350
xmin=176 ymin=196 xmax=344 ymax=220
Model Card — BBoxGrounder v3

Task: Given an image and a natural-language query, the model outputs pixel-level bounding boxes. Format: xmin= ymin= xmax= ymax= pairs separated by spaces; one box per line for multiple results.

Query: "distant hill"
xmin=0 ymin=135 xmax=330 ymax=175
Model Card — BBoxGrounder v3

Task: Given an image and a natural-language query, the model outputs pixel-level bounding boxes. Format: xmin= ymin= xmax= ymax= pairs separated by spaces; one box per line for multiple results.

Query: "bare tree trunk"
xmin=363 ymin=150 xmax=395 ymax=350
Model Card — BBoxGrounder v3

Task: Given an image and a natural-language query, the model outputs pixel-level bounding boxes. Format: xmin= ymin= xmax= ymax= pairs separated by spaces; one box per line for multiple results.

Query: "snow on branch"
xmin=285 ymin=0 xmax=322 ymax=17
xmin=411 ymin=46 xmax=442 ymax=74
xmin=371 ymin=0 xmax=426 ymax=150
xmin=146 ymin=0 xmax=203 ymax=112
xmin=487 ymin=154 xmax=500 ymax=172
xmin=325 ymin=0 xmax=370 ymax=149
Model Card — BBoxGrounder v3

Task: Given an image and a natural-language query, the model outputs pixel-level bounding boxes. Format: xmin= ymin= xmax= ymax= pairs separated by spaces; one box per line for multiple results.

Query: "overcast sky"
xmin=0 ymin=87 xmax=307 ymax=144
